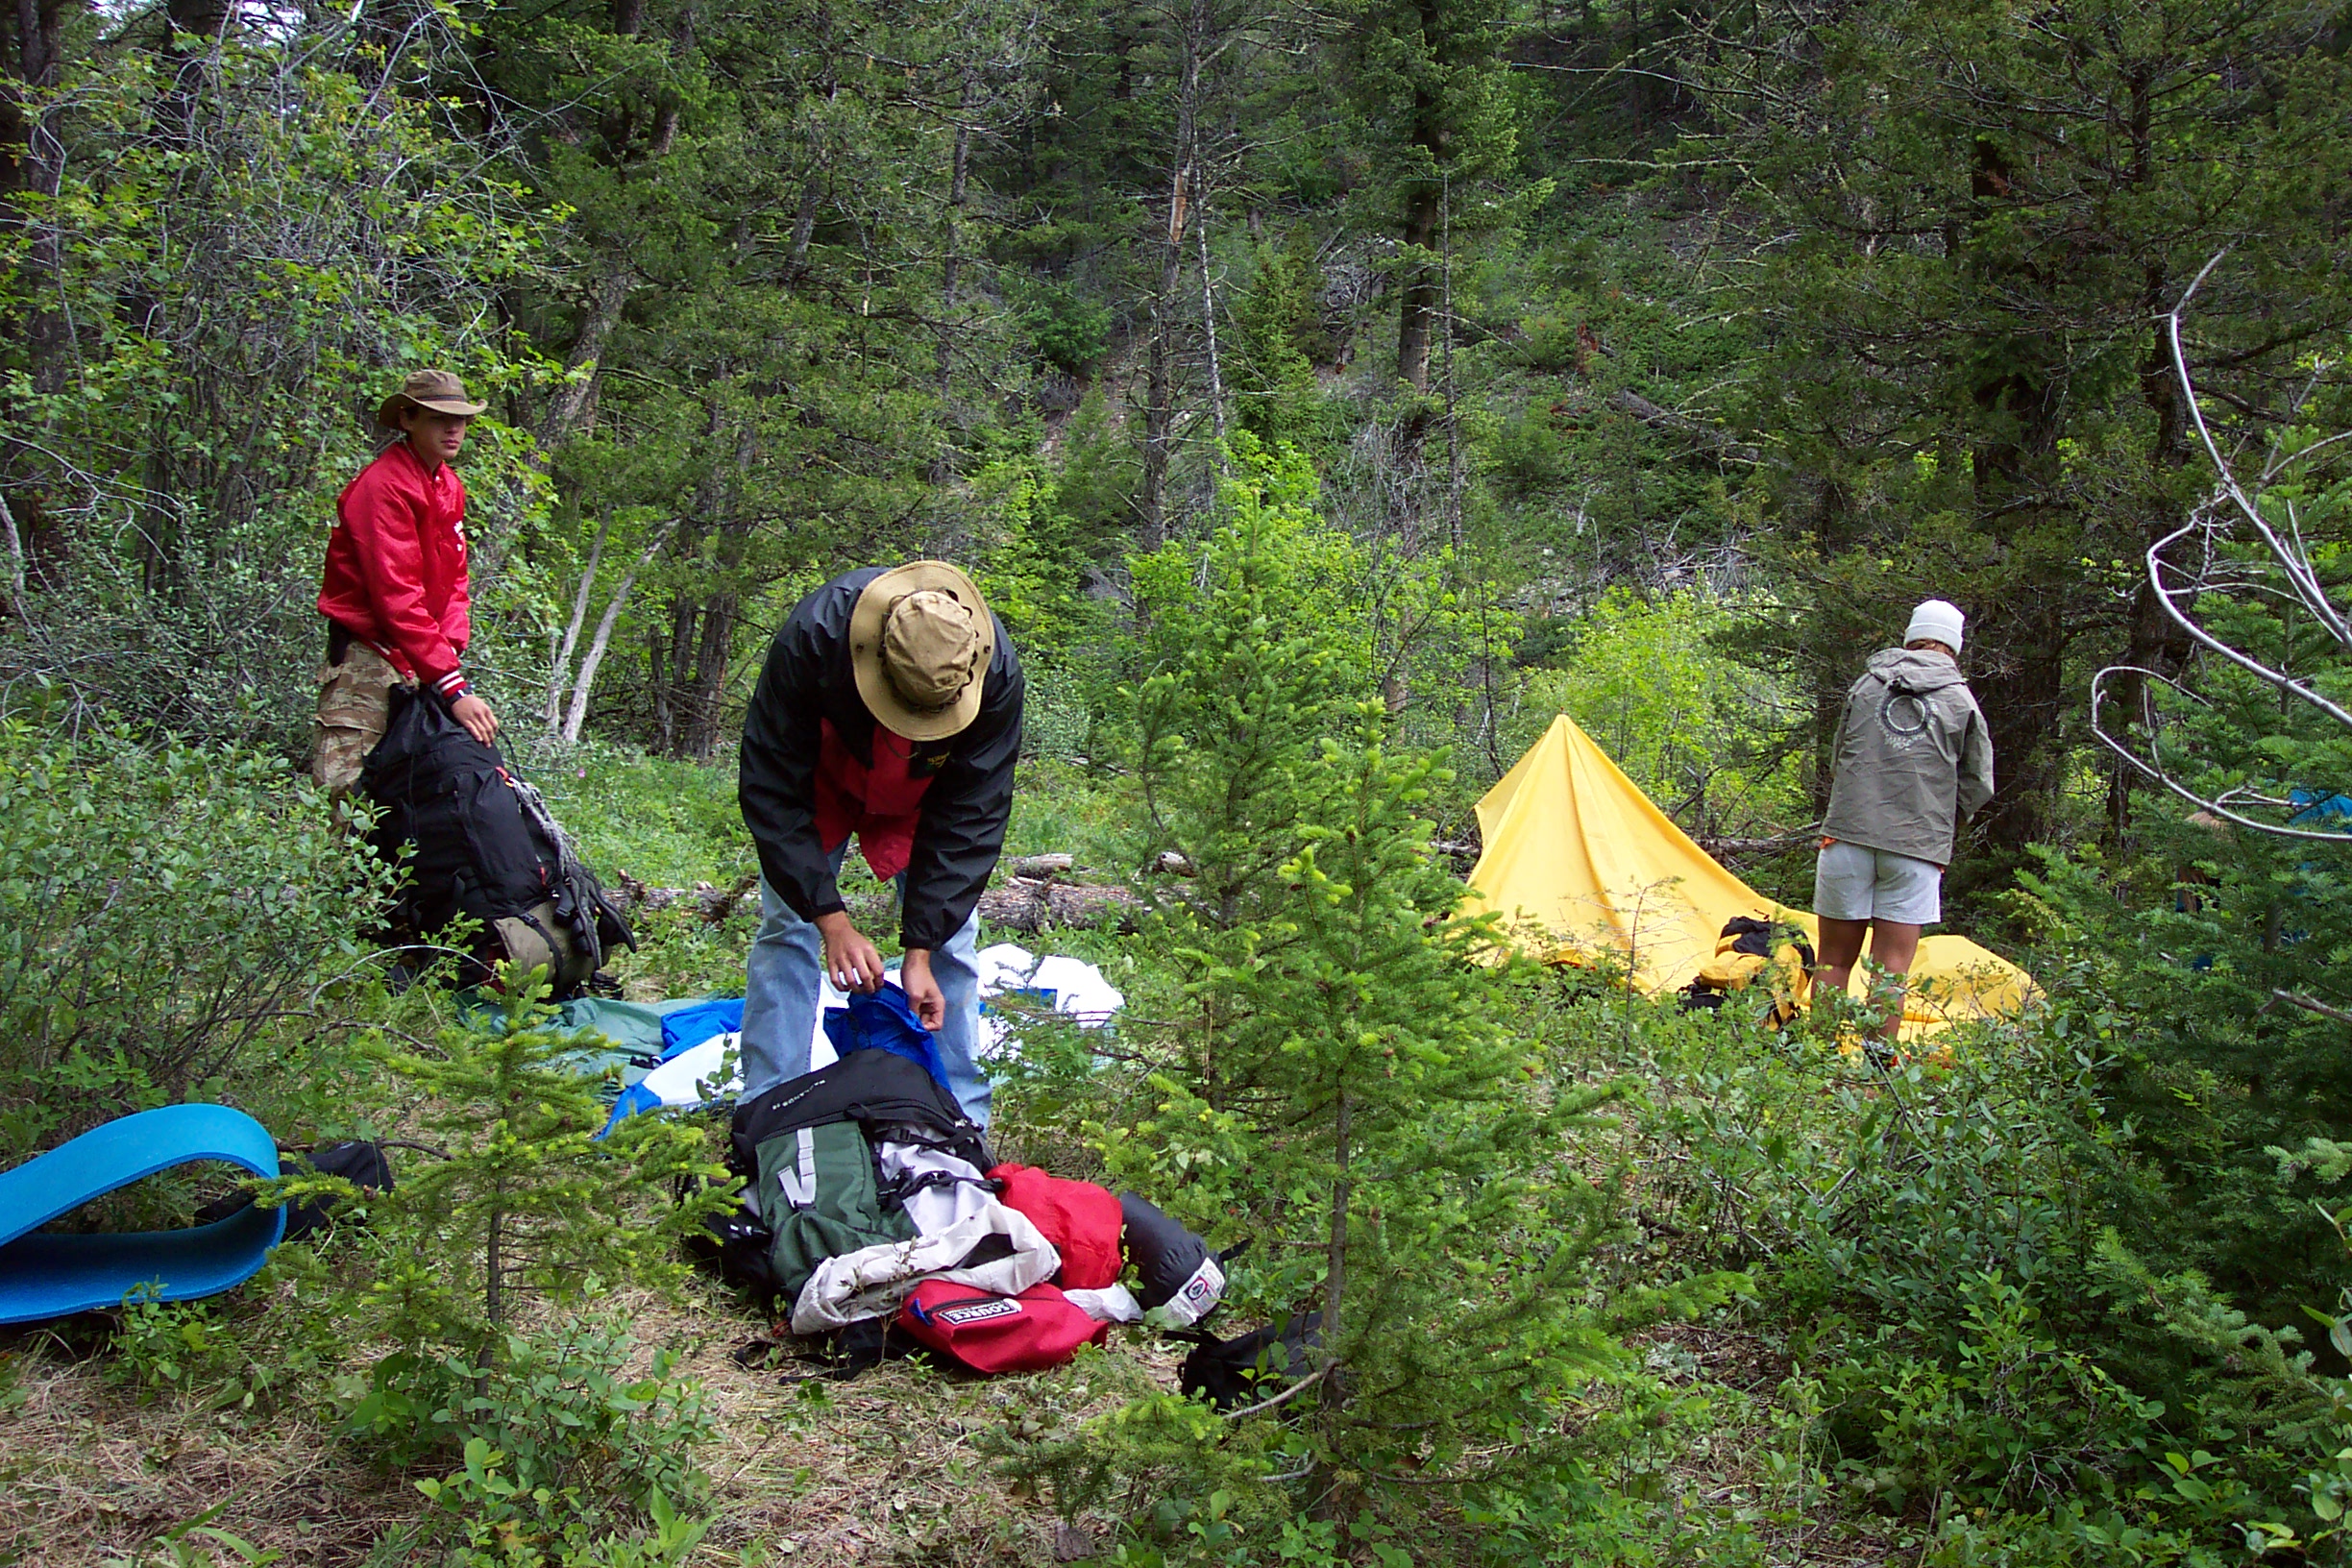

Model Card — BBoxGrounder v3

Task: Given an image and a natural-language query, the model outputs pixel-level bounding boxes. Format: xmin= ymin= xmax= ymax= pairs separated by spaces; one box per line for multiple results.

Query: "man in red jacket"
xmin=311 ymin=369 xmax=500 ymax=795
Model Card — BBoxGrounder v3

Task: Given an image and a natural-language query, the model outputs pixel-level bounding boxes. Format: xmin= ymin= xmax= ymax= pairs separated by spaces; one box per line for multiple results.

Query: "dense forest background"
xmin=10 ymin=0 xmax=2346 ymax=886
xmin=10 ymin=0 xmax=2352 ymax=1562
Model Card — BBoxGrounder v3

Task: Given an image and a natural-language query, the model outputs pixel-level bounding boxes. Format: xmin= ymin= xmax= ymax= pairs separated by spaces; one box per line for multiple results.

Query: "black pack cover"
xmin=1179 ymin=1312 xmax=1324 ymax=1410
xmin=1119 ymin=1191 xmax=1213 ymax=1310
xmin=196 ymin=1139 xmax=395 ymax=1241
xmin=360 ymin=688 xmax=632 ymax=997
xmin=727 ymin=1049 xmax=991 ymax=1201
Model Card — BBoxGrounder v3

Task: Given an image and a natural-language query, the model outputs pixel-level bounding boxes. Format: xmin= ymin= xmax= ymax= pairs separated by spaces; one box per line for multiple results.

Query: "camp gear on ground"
xmin=1814 ymin=839 xmax=1943 ymax=925
xmin=361 ymin=687 xmax=633 ymax=998
xmin=1459 ymin=714 xmax=2031 ymax=1038
xmin=1678 ymin=917 xmax=1815 ymax=1025
xmin=2288 ymin=788 xmax=2352 ymax=832
xmin=739 ymin=565 xmax=1023 ymax=953
xmin=0 ymin=1106 xmax=283 ymax=1325
xmin=897 ymin=1280 xmax=1108 ymax=1373
xmin=196 ymin=1140 xmax=394 ymax=1242
xmin=1904 ymin=599 xmax=1966 ymax=652
xmin=1064 ymin=1283 xmax=1144 ymax=1323
xmin=789 ymin=1196 xmax=1061 ymax=1335
xmin=1120 ymin=1192 xmax=1227 ymax=1326
xmin=992 ymin=1164 xmax=1124 ymax=1290
xmin=1178 ymin=1313 xmax=1324 ymax=1410
xmin=661 ymin=997 xmax=746 ymax=1056
xmin=760 ymin=1121 xmax=918 ymax=1312
xmin=730 ymin=1039 xmax=988 ymax=1181
xmin=1821 ymin=648 xmax=1995 ymax=867
xmin=319 ymin=439 xmax=471 ymax=694
xmin=973 ymin=944 xmax=1127 ymax=1045
xmin=823 ymin=981 xmax=955 ymax=1098
xmin=847 ymin=561 xmax=996 ymax=742
xmin=881 ymin=1141 xmax=998 ymax=1235
xmin=600 ymin=948 xmax=1125 ymax=1135
xmin=728 ymin=1048 xmax=992 ymax=1311
xmin=375 ymin=367 xmax=487 ymax=428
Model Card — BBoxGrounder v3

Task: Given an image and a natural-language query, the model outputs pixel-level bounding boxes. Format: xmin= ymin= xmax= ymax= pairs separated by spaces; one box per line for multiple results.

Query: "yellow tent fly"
xmin=1458 ymin=715 xmax=2033 ymax=1036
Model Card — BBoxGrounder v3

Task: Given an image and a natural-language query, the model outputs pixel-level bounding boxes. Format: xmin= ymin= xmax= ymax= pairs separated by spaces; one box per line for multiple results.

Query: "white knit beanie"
xmin=1904 ymin=599 xmax=1966 ymax=652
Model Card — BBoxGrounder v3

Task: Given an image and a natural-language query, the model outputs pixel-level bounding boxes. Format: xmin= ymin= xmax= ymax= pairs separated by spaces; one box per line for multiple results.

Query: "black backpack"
xmin=360 ymin=688 xmax=632 ymax=998
xmin=1178 ymin=1312 xmax=1325 ymax=1410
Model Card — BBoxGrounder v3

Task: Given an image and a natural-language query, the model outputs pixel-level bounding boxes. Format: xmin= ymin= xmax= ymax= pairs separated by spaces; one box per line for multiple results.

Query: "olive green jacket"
xmin=1821 ymin=649 xmax=1996 ymax=866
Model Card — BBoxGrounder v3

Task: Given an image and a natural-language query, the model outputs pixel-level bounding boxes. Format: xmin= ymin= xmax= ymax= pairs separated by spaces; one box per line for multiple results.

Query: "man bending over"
xmin=737 ymin=562 xmax=1022 ymax=1130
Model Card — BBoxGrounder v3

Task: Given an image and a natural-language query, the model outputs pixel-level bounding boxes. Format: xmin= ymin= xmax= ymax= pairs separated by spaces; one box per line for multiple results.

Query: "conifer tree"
xmin=1102 ymin=445 xmax=1745 ymax=1531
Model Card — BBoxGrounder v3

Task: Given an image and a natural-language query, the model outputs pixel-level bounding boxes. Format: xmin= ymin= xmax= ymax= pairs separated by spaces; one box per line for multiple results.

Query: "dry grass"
xmin=0 ymin=1272 xmax=1179 ymax=1568
xmin=2 ymin=1282 xmax=1915 ymax=1568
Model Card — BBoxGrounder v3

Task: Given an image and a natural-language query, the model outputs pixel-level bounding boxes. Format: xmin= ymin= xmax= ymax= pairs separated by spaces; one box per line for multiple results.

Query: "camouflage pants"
xmin=309 ymin=640 xmax=405 ymax=796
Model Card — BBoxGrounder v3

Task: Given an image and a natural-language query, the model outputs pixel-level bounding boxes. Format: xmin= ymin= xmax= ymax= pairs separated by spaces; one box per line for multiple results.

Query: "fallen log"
xmin=979 ymin=878 xmax=1143 ymax=935
xmin=606 ymin=870 xmax=1143 ymax=935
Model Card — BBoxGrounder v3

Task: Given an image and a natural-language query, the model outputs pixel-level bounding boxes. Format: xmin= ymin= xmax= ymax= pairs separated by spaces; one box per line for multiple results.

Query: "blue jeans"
xmin=738 ymin=845 xmax=991 ymax=1129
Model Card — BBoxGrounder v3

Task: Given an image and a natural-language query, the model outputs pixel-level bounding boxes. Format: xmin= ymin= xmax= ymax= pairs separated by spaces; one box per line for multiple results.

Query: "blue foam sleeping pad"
xmin=0 ymin=1104 xmax=285 ymax=1325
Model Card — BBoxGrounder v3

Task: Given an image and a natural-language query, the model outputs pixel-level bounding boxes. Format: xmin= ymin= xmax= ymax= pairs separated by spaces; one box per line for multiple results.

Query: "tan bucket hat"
xmin=848 ymin=561 xmax=996 ymax=741
xmin=376 ymin=368 xmax=487 ymax=429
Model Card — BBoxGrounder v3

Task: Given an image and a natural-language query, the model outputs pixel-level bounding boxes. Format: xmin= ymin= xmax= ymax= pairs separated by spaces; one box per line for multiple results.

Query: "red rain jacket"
xmin=317 ymin=440 xmax=472 ymax=697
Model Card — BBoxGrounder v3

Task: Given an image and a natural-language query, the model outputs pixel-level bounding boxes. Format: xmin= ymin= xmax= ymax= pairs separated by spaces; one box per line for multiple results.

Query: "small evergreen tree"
xmin=350 ymin=975 xmax=731 ymax=1436
xmin=1088 ymin=456 xmax=1745 ymax=1552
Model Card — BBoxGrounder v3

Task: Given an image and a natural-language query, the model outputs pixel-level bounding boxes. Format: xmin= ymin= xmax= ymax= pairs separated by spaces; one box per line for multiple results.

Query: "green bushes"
xmin=0 ymin=715 xmax=393 ymax=1158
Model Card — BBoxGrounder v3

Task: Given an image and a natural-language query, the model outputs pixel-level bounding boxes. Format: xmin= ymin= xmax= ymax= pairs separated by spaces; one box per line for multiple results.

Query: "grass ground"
xmin=0 ymin=747 xmax=1991 ymax=1566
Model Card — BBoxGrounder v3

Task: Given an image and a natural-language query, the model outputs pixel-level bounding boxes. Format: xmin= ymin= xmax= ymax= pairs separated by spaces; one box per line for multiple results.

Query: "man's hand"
xmin=899 ymin=948 xmax=945 ymax=1030
xmin=452 ymin=693 xmax=500 ymax=747
xmin=816 ymin=911 xmax=886 ymax=993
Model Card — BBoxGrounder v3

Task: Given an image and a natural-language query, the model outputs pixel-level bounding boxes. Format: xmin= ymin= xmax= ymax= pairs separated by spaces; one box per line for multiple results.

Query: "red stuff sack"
xmin=989 ymin=1164 xmax=1125 ymax=1289
xmin=897 ymin=1280 xmax=1108 ymax=1374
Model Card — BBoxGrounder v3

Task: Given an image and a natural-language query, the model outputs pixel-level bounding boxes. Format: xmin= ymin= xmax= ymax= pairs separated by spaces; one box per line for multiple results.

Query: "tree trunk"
xmin=1136 ymin=0 xmax=1206 ymax=544
xmin=4 ymin=0 xmax=69 ymax=397
xmin=1192 ymin=162 xmax=1228 ymax=454
xmin=931 ymin=69 xmax=975 ymax=482
xmin=548 ymin=508 xmax=612 ymax=733
xmin=562 ymin=519 xmax=675 ymax=745
xmin=538 ymin=266 xmax=635 ymax=452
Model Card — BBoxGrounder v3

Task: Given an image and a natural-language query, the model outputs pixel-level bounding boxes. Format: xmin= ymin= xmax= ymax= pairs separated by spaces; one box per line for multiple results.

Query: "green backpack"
xmin=750 ymin=1120 xmax=915 ymax=1305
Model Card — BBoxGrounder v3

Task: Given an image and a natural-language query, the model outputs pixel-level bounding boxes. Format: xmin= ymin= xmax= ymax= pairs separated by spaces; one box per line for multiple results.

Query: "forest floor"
xmin=1 ymin=757 xmax=1923 ymax=1566
xmin=6 ymin=1276 xmax=1910 ymax=1567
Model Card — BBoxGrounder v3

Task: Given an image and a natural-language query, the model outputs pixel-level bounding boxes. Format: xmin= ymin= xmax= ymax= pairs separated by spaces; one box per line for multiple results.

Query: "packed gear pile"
xmin=713 ymin=1019 xmax=1228 ymax=1378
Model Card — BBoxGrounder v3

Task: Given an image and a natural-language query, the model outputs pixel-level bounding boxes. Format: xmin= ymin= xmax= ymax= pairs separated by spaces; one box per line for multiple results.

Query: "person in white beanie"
xmin=1811 ymin=599 xmax=1995 ymax=1041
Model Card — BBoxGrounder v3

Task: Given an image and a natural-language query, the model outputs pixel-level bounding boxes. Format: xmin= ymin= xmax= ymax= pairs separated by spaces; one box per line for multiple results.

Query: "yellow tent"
xmin=1459 ymin=715 xmax=2032 ymax=1033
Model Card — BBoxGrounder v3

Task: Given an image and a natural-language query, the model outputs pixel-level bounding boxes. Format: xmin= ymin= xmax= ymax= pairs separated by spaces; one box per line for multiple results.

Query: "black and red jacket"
xmin=739 ymin=569 xmax=1023 ymax=951
xmin=317 ymin=439 xmax=473 ymax=699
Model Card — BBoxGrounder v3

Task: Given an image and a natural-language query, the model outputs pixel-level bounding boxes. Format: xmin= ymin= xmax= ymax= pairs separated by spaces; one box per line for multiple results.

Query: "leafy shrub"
xmin=1819 ymin=1271 xmax=2165 ymax=1514
xmin=0 ymin=716 xmax=395 ymax=1159
xmin=392 ymin=1315 xmax=717 ymax=1552
xmin=109 ymin=1240 xmax=355 ymax=1415
xmin=351 ymin=982 xmax=732 ymax=1371
xmin=1512 ymin=588 xmax=1805 ymax=843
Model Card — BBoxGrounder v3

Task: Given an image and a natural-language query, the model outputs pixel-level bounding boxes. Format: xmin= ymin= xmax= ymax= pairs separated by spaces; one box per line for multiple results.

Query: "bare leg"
xmin=1864 ymin=919 xmax=1923 ymax=1040
xmin=1814 ymin=918 xmax=1869 ymax=1028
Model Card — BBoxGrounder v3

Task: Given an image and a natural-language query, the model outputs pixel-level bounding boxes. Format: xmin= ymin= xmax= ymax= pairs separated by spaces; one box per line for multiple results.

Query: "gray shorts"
xmin=1814 ymin=840 xmax=1941 ymax=925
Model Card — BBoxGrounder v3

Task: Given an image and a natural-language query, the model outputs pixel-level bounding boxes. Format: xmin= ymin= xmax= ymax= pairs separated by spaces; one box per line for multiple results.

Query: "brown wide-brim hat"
xmin=376 ymin=368 xmax=487 ymax=429
xmin=848 ymin=561 xmax=996 ymax=742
